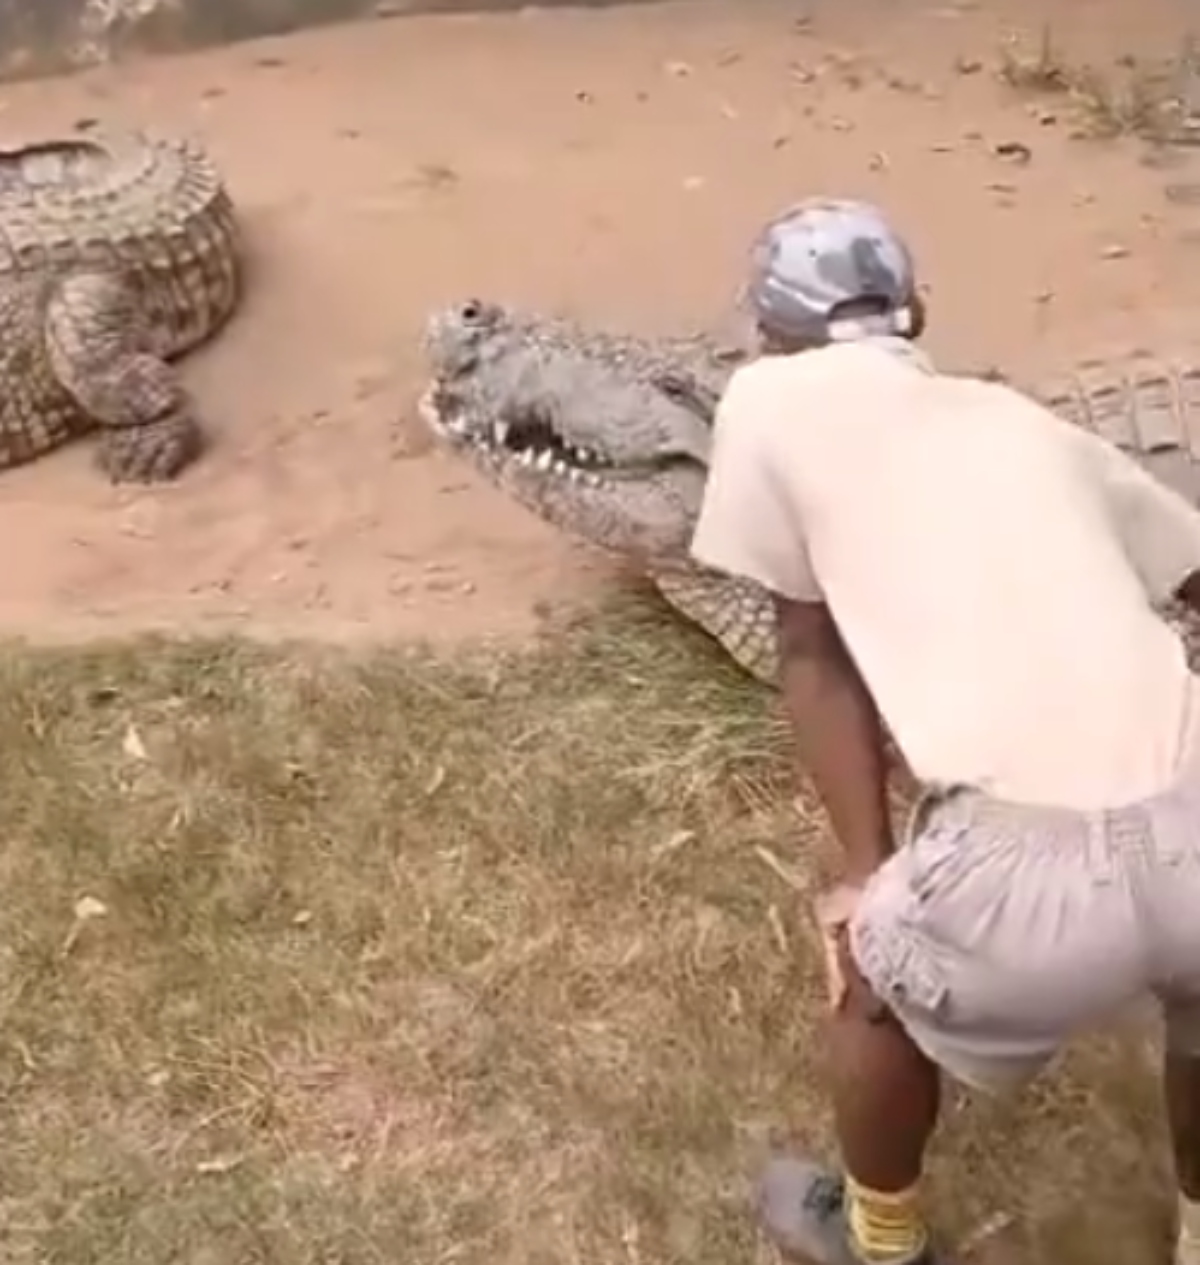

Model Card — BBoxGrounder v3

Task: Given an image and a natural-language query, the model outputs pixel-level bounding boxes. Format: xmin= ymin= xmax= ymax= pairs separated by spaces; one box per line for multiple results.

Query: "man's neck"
xmin=857 ymin=335 xmax=935 ymax=374
xmin=765 ymin=335 xmax=935 ymax=375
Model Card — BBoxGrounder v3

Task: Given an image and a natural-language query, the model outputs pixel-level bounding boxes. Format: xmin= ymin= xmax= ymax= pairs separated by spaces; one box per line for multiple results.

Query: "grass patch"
xmin=997 ymin=25 xmax=1200 ymax=144
xmin=0 ymin=595 xmax=1178 ymax=1263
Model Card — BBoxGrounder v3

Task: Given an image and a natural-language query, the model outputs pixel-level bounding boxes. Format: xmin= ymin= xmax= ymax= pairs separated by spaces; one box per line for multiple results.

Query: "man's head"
xmin=743 ymin=197 xmax=924 ymax=354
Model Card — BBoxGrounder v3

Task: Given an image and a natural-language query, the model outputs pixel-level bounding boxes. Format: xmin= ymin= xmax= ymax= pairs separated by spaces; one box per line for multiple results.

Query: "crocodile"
xmin=418 ymin=297 xmax=1200 ymax=685
xmin=0 ymin=129 xmax=241 ymax=481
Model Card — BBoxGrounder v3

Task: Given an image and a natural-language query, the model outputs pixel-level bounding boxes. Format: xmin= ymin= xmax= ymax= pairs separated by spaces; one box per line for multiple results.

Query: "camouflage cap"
xmin=743 ymin=197 xmax=919 ymax=345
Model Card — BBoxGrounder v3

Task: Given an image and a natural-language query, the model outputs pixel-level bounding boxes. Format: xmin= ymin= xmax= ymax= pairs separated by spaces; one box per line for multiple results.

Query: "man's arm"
xmin=1087 ymin=434 xmax=1200 ymax=612
xmin=1179 ymin=572 xmax=1200 ymax=613
xmin=775 ymin=596 xmax=895 ymax=883
xmin=690 ymin=362 xmax=895 ymax=880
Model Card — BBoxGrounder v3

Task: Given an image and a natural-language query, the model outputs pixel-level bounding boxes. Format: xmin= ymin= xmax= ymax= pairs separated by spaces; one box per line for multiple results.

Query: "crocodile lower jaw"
xmin=415 ymin=387 xmax=669 ymax=487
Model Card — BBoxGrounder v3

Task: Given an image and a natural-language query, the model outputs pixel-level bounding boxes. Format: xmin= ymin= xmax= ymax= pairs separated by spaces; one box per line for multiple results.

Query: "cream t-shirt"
xmin=691 ymin=339 xmax=1200 ymax=810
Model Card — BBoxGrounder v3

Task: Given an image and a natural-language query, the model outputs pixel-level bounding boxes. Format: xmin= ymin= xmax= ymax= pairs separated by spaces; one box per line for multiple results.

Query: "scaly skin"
xmin=419 ymin=298 xmax=1200 ymax=685
xmin=0 ymin=129 xmax=241 ymax=481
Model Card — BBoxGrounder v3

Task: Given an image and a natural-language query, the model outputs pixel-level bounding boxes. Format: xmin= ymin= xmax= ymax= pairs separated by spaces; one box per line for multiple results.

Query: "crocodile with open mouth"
xmin=418 ymin=297 xmax=1200 ymax=685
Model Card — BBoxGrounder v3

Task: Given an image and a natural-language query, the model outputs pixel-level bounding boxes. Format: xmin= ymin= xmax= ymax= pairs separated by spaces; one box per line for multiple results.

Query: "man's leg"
xmin=832 ymin=953 xmax=943 ymax=1257
xmin=1166 ymin=1052 xmax=1200 ymax=1192
xmin=756 ymin=798 xmax=1114 ymax=1265
xmin=1140 ymin=789 xmax=1200 ymax=1265
xmin=828 ymin=957 xmax=941 ymax=1192
xmin=1160 ymin=1009 xmax=1200 ymax=1265
xmin=758 ymin=945 xmax=943 ymax=1265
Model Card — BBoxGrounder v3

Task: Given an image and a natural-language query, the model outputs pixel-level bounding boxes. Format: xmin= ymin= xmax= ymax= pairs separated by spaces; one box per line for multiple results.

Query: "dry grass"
xmin=0 ymin=593 xmax=1179 ymax=1264
xmin=997 ymin=25 xmax=1200 ymax=144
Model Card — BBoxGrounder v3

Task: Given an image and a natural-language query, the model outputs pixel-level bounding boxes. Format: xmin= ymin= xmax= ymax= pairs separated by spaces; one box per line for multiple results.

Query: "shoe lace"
xmin=802 ymin=1172 xmax=846 ymax=1220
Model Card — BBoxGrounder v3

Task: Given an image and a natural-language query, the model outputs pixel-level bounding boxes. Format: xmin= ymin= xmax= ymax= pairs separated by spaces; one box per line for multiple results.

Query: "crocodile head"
xmin=418 ymin=298 xmax=731 ymax=559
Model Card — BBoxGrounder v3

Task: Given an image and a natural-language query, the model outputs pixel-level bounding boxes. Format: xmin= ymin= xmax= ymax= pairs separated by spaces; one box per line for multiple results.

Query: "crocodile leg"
xmin=650 ymin=562 xmax=779 ymax=685
xmin=45 ymin=269 xmax=202 ymax=482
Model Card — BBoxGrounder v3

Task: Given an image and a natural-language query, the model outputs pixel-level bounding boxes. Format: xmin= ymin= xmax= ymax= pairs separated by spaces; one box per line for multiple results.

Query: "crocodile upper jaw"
xmin=418 ymin=388 xmax=708 ymax=558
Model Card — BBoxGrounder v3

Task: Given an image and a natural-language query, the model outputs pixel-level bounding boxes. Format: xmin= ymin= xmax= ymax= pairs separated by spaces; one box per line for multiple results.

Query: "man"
xmin=691 ymin=197 xmax=1200 ymax=1265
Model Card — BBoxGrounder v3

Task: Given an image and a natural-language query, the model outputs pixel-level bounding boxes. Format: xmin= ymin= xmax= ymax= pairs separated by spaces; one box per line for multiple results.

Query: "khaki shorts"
xmin=848 ymin=782 xmax=1200 ymax=1094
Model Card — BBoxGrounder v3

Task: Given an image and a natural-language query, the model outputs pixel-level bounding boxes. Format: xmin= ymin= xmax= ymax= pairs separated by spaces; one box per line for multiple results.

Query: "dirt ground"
xmin=0 ymin=0 xmax=1198 ymax=646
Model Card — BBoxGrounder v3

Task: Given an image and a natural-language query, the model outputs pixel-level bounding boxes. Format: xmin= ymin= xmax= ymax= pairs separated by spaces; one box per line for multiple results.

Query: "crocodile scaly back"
xmin=1035 ymin=359 xmax=1200 ymax=503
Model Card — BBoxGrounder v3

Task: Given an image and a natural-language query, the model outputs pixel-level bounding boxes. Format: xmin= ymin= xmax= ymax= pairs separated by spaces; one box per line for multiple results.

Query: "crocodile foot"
xmin=95 ymin=411 xmax=203 ymax=483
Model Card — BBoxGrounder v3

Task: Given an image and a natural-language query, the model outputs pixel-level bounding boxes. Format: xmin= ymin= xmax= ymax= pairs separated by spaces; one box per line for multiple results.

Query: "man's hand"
xmin=813 ymin=882 xmax=889 ymax=1022
xmin=814 ymin=882 xmax=862 ymax=1008
xmin=815 ymin=883 xmax=862 ymax=932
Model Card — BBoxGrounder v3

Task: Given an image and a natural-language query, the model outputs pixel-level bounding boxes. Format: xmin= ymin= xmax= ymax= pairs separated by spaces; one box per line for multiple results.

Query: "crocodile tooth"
xmin=534 ymin=449 xmax=554 ymax=471
xmin=493 ymin=421 xmax=510 ymax=445
xmin=517 ymin=448 xmax=535 ymax=467
xmin=574 ymin=446 xmax=594 ymax=464
xmin=552 ymin=459 xmax=571 ymax=477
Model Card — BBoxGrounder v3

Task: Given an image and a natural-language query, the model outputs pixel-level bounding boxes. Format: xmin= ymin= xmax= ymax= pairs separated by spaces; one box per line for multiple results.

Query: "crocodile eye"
xmin=460 ymin=299 xmax=483 ymax=323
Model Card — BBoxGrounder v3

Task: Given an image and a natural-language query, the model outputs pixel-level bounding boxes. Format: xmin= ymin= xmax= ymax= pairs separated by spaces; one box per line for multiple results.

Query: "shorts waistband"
xmin=909 ymin=782 xmax=1200 ymax=871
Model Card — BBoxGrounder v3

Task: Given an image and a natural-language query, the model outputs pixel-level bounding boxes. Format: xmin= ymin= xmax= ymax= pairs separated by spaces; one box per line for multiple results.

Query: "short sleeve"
xmin=1089 ymin=433 xmax=1200 ymax=602
xmin=689 ymin=365 xmax=823 ymax=602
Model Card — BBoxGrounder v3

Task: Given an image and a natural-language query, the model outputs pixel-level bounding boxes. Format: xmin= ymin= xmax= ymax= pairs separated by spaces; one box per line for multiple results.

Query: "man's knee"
xmin=846 ymin=826 xmax=1060 ymax=1097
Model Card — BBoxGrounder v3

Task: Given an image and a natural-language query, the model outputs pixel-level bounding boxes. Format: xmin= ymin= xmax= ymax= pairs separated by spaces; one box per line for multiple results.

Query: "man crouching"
xmin=694 ymin=196 xmax=1200 ymax=1265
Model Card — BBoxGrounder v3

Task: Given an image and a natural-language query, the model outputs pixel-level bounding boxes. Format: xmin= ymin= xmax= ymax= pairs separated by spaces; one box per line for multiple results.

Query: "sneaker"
xmin=754 ymin=1154 xmax=940 ymax=1265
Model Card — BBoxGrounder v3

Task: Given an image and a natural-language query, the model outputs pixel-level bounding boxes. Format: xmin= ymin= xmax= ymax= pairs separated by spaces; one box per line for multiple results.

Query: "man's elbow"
xmin=1175 ymin=569 xmax=1200 ymax=615
xmin=773 ymin=595 xmax=850 ymax=669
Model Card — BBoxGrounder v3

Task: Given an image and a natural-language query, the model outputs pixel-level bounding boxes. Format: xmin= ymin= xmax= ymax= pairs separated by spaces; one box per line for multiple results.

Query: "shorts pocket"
xmin=851 ymin=869 xmax=951 ymax=1019
xmin=907 ymin=819 xmax=976 ymax=909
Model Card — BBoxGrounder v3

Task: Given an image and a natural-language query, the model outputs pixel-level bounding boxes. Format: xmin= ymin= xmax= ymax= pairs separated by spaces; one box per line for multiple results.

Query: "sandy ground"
xmin=0 ymin=0 xmax=1198 ymax=646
